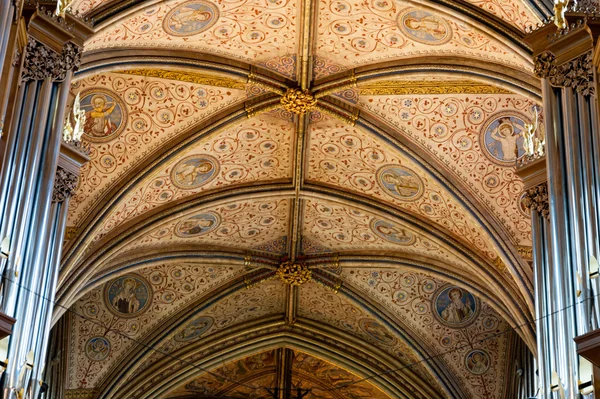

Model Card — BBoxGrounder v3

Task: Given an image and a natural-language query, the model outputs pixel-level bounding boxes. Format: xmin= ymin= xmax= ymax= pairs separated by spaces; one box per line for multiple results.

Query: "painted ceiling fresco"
xmin=73 ymin=113 xmax=294 ymax=244
xmin=68 ymin=274 xmax=284 ymax=391
xmin=85 ymin=0 xmax=299 ymax=66
xmin=59 ymin=0 xmax=540 ymax=396
xmin=165 ymin=349 xmax=395 ymax=399
xmin=307 ymin=114 xmax=501 ymax=260
xmin=356 ymin=86 xmax=536 ymax=246
xmin=66 ymin=71 xmax=248 ymax=230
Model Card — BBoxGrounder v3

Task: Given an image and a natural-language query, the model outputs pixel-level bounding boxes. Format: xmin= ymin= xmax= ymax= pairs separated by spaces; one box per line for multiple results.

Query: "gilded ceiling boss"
xmin=0 ymin=0 xmax=596 ymax=398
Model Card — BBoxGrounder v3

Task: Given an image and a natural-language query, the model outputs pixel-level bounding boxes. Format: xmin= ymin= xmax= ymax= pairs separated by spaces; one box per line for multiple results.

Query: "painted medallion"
xmin=170 ymin=155 xmax=219 ymax=189
xmin=163 ymin=0 xmax=219 ymax=37
xmin=359 ymin=319 xmax=396 ymax=345
xmin=480 ymin=113 xmax=529 ymax=165
xmin=397 ymin=9 xmax=452 ymax=45
xmin=175 ymin=316 xmax=214 ymax=342
xmin=371 ymin=219 xmax=416 ymax=245
xmin=377 ymin=165 xmax=423 ymax=201
xmin=85 ymin=337 xmax=111 ymax=361
xmin=465 ymin=349 xmax=491 ymax=375
xmin=175 ymin=212 xmax=220 ymax=237
xmin=79 ymin=89 xmax=127 ymax=142
xmin=105 ymin=274 xmax=152 ymax=318
xmin=432 ymin=285 xmax=479 ymax=328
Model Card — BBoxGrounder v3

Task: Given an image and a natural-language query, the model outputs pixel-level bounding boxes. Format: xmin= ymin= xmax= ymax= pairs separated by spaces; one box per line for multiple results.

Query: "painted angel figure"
xmin=72 ymin=92 xmax=87 ymax=142
xmin=522 ymin=122 xmax=536 ymax=157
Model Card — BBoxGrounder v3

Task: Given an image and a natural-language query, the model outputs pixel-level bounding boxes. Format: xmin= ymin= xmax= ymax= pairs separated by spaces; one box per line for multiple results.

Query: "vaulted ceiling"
xmin=58 ymin=0 xmax=545 ymax=397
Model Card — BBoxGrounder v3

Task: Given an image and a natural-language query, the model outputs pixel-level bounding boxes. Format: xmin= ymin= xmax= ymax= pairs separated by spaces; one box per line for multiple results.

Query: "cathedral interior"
xmin=2 ymin=0 xmax=600 ymax=398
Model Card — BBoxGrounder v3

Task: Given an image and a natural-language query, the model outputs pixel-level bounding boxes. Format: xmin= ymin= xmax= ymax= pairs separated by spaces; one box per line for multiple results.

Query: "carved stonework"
xmin=52 ymin=167 xmax=78 ymax=203
xmin=549 ymin=51 xmax=595 ymax=96
xmin=21 ymin=37 xmax=81 ymax=82
xmin=523 ymin=183 xmax=549 ymax=218
xmin=534 ymin=52 xmax=556 ymax=78
xmin=276 ymin=261 xmax=312 ymax=286
xmin=280 ymin=88 xmax=316 ymax=115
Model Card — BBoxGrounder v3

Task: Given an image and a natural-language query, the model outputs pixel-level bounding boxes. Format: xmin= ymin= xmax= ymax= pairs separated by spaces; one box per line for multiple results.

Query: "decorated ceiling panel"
xmin=85 ymin=0 xmax=299 ymax=70
xmin=307 ymin=113 xmax=500 ymax=261
xmin=315 ymin=0 xmax=532 ymax=73
xmin=297 ymin=281 xmax=444 ymax=395
xmin=112 ymin=279 xmax=286 ymax=398
xmin=114 ymin=196 xmax=291 ymax=256
xmin=344 ymin=268 xmax=512 ymax=398
xmin=80 ymin=113 xmax=294 ymax=244
xmin=67 ymin=72 xmax=248 ymax=230
xmin=301 ymin=197 xmax=473 ymax=270
xmin=357 ymin=87 xmax=537 ymax=246
xmin=165 ymin=349 xmax=395 ymax=398
xmin=67 ymin=274 xmax=285 ymax=392
xmin=67 ymin=261 xmax=244 ymax=389
xmin=460 ymin=0 xmax=540 ymax=31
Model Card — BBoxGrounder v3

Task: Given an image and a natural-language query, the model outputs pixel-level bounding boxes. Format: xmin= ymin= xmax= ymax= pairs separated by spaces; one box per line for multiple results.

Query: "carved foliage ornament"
xmin=535 ymin=51 xmax=595 ymax=96
xmin=276 ymin=261 xmax=312 ymax=286
xmin=522 ymin=183 xmax=549 ymax=218
xmin=21 ymin=37 xmax=81 ymax=82
xmin=280 ymin=88 xmax=316 ymax=115
xmin=52 ymin=167 xmax=78 ymax=203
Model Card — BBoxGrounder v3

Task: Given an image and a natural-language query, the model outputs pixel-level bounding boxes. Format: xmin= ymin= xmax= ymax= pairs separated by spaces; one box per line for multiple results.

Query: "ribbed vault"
xmin=58 ymin=0 xmax=542 ymax=397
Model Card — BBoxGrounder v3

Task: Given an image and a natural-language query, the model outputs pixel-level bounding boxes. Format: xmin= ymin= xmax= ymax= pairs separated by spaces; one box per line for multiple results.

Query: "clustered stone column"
xmin=0 ymin=3 xmax=91 ymax=399
xmin=523 ymin=12 xmax=600 ymax=398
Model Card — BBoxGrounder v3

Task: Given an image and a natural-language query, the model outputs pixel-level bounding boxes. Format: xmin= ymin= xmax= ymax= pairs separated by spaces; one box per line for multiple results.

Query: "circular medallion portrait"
xmin=359 ymin=319 xmax=396 ymax=345
xmin=518 ymin=192 xmax=530 ymax=217
xmin=78 ymin=89 xmax=127 ymax=142
xmin=85 ymin=337 xmax=111 ymax=361
xmin=371 ymin=219 xmax=416 ymax=245
xmin=465 ymin=349 xmax=491 ymax=375
xmin=170 ymin=155 xmax=219 ymax=189
xmin=175 ymin=316 xmax=214 ymax=342
xmin=105 ymin=274 xmax=152 ymax=318
xmin=432 ymin=285 xmax=479 ymax=328
xmin=377 ymin=165 xmax=424 ymax=201
xmin=175 ymin=212 xmax=220 ymax=238
xmin=397 ymin=9 xmax=452 ymax=45
xmin=480 ymin=113 xmax=529 ymax=165
xmin=163 ymin=0 xmax=219 ymax=37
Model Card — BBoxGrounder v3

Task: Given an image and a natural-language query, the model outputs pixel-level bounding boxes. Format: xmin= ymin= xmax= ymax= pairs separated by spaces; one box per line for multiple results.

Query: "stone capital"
xmin=523 ymin=182 xmax=549 ymax=219
xmin=21 ymin=37 xmax=81 ymax=82
xmin=52 ymin=166 xmax=79 ymax=203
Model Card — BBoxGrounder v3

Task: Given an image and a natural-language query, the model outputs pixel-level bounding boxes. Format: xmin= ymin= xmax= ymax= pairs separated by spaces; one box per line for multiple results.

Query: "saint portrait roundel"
xmin=359 ymin=318 xmax=397 ymax=346
xmin=170 ymin=155 xmax=219 ymax=189
xmin=377 ymin=165 xmax=424 ymax=202
xmin=397 ymin=9 xmax=452 ymax=45
xmin=432 ymin=285 xmax=479 ymax=328
xmin=480 ymin=112 xmax=529 ymax=166
xmin=104 ymin=274 xmax=152 ymax=318
xmin=163 ymin=0 xmax=219 ymax=37
xmin=175 ymin=212 xmax=220 ymax=238
xmin=77 ymin=88 xmax=127 ymax=143
xmin=371 ymin=219 xmax=416 ymax=246
xmin=85 ymin=337 xmax=111 ymax=361
xmin=464 ymin=349 xmax=491 ymax=375
xmin=174 ymin=316 xmax=214 ymax=342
